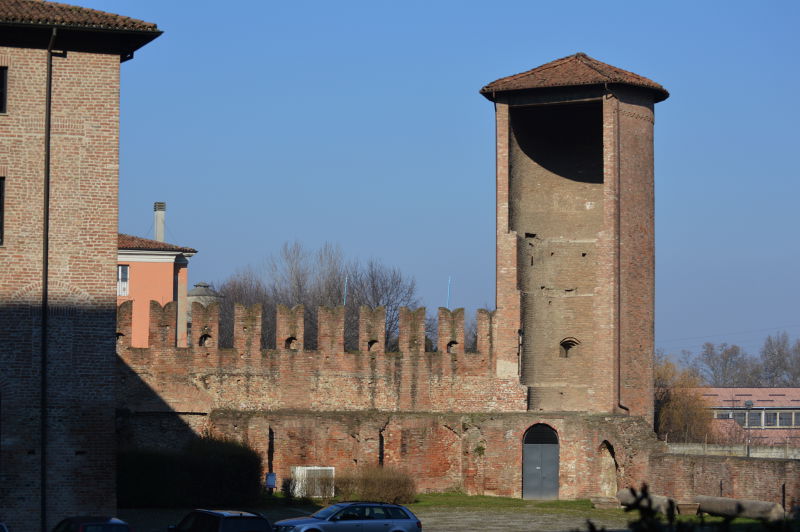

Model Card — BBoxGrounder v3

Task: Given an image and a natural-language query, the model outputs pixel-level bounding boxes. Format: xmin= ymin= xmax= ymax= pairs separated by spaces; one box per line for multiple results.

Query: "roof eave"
xmin=118 ymin=249 xmax=195 ymax=263
xmin=0 ymin=21 xmax=162 ymax=59
xmin=480 ymin=82 xmax=669 ymax=103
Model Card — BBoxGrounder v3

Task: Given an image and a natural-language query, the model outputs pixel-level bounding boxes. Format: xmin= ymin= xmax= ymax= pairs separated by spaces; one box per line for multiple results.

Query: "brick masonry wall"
xmin=118 ymin=285 xmax=799 ymax=504
xmin=117 ymin=308 xmax=800 ymax=505
xmin=118 ymin=303 xmax=529 ymax=415
xmin=616 ymin=88 xmax=656 ymax=421
xmin=117 ymin=301 xmax=669 ymax=500
xmin=128 ymin=408 xmax=660 ymax=499
xmin=497 ymin=88 xmax=616 ymax=413
xmin=649 ymin=453 xmax=800 ymax=509
xmin=0 ymin=46 xmax=120 ymax=530
xmin=493 ymin=102 xmax=522 ymax=380
xmin=490 ymin=86 xmax=657 ymax=418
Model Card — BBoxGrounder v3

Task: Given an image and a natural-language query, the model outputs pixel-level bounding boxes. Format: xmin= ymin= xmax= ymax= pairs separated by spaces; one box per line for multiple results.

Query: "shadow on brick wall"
xmin=115 ymin=355 xmax=204 ymax=452
xmin=0 ymin=302 xmax=117 ymax=531
xmin=115 ymin=356 xmax=264 ymax=507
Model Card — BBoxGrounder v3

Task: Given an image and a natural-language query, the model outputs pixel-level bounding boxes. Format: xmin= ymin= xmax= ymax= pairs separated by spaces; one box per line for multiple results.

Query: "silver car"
xmin=273 ymin=502 xmax=421 ymax=532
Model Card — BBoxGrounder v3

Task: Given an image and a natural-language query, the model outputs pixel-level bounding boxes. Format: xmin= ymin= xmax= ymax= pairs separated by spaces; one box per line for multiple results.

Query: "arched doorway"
xmin=522 ymin=424 xmax=559 ymax=499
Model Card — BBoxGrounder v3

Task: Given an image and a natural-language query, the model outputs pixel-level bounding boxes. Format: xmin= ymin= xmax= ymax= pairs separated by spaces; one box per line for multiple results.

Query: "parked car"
xmin=52 ymin=516 xmax=131 ymax=532
xmin=0 ymin=523 xmax=8 ymax=532
xmin=169 ymin=509 xmax=271 ymax=532
xmin=273 ymin=502 xmax=421 ymax=532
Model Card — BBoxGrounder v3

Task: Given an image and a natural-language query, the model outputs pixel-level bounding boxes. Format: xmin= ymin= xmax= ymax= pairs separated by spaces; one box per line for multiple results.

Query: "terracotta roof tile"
xmin=0 ymin=0 xmax=158 ymax=32
xmin=481 ymin=52 xmax=668 ymax=102
xmin=118 ymin=233 xmax=196 ymax=254
xmin=693 ymin=388 xmax=800 ymax=408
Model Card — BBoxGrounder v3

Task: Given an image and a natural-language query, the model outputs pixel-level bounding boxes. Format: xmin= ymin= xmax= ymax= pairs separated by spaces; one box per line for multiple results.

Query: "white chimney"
xmin=154 ymin=201 xmax=166 ymax=242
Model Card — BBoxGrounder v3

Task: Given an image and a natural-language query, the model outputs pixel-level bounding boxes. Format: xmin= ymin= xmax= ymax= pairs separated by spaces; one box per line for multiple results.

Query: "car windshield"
xmin=311 ymin=503 xmax=347 ymax=520
xmin=220 ymin=518 xmax=270 ymax=532
xmin=176 ymin=512 xmax=217 ymax=531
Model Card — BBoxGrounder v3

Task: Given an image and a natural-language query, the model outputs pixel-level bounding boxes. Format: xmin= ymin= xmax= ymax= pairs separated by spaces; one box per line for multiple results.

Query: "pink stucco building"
xmin=117 ymin=233 xmax=196 ymax=347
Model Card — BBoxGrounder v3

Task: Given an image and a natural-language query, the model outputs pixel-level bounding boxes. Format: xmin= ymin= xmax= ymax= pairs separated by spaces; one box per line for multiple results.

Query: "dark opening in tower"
xmin=510 ymin=100 xmax=603 ymax=184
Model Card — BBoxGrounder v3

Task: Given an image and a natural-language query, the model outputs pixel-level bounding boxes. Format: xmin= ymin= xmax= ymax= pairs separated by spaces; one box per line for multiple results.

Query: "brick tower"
xmin=481 ymin=53 xmax=669 ymax=419
xmin=0 ymin=2 xmax=160 ymax=529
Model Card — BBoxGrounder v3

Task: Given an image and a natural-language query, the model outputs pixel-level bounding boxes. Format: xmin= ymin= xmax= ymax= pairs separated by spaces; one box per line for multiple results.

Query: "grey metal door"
xmin=523 ymin=424 xmax=559 ymax=499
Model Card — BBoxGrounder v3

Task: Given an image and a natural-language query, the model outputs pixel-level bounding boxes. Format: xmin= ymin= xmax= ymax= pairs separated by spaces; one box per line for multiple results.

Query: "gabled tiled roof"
xmin=481 ymin=52 xmax=669 ymax=102
xmin=0 ymin=0 xmax=158 ymax=32
xmin=118 ymin=233 xmax=196 ymax=254
xmin=695 ymin=388 xmax=800 ymax=408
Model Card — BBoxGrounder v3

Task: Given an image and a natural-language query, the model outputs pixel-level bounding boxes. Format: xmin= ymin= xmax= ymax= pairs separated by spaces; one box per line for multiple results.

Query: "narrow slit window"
xmin=0 ymin=177 xmax=4 ymax=245
xmin=0 ymin=177 xmax=6 ymax=246
xmin=0 ymin=67 xmax=7 ymax=114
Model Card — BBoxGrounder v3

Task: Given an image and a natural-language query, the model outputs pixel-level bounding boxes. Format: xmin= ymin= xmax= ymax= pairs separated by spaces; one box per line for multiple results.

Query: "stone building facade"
xmin=0 ymin=2 xmax=160 ymax=529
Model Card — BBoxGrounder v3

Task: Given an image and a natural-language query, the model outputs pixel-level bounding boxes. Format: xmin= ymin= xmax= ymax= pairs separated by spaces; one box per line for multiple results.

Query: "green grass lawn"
xmin=409 ymin=493 xmax=592 ymax=510
xmin=407 ymin=493 xmax=628 ymax=521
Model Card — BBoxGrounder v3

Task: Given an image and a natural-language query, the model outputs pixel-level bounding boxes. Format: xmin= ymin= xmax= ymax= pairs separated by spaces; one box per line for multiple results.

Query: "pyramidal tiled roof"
xmin=481 ymin=53 xmax=669 ymax=102
xmin=118 ymin=233 xmax=196 ymax=254
xmin=0 ymin=0 xmax=158 ymax=33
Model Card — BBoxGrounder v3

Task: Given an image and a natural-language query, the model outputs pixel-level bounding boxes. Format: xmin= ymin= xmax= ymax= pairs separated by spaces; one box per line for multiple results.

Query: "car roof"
xmin=339 ymin=502 xmax=406 ymax=507
xmin=195 ymin=509 xmax=264 ymax=518
xmin=62 ymin=517 xmax=128 ymax=524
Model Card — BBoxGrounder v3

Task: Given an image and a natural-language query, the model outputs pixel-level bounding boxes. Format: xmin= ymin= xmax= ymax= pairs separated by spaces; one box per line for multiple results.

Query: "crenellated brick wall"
xmin=117 ymin=302 xmax=528 ymax=415
xmin=116 ymin=301 xmax=670 ymax=499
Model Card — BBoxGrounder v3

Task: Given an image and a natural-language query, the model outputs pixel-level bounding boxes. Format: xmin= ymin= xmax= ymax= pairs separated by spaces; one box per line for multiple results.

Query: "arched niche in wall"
xmin=598 ymin=440 xmax=619 ymax=497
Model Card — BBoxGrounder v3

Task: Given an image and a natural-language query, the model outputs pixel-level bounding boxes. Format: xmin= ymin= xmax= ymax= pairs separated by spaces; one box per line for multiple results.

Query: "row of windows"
xmin=715 ymin=410 xmax=800 ymax=428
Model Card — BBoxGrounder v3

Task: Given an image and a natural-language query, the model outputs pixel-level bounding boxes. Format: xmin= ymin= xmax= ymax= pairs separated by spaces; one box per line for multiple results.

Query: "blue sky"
xmin=84 ymin=0 xmax=799 ymax=356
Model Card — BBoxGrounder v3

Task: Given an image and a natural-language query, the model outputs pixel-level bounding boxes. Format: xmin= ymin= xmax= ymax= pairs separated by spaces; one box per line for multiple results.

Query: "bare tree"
xmin=216 ymin=242 xmax=418 ymax=351
xmin=215 ymin=268 xmax=272 ymax=348
xmin=464 ymin=315 xmax=477 ymax=352
xmin=670 ymin=332 xmax=800 ymax=388
xmin=690 ymin=342 xmax=761 ymax=387
xmin=425 ymin=314 xmax=437 ymax=352
xmin=759 ymin=332 xmax=800 ymax=387
xmin=346 ymin=258 xmax=418 ymax=347
xmin=261 ymin=242 xmax=350 ymax=349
